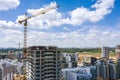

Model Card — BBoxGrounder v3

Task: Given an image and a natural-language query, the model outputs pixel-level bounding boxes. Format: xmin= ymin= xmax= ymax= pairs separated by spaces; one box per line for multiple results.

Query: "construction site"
xmin=0 ymin=0 xmax=120 ymax=80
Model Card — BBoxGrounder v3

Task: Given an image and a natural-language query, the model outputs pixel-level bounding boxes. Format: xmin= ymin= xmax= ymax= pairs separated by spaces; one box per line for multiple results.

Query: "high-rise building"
xmin=101 ymin=46 xmax=109 ymax=60
xmin=116 ymin=45 xmax=120 ymax=79
xmin=116 ymin=45 xmax=120 ymax=60
xmin=26 ymin=46 xmax=62 ymax=80
xmin=95 ymin=59 xmax=117 ymax=80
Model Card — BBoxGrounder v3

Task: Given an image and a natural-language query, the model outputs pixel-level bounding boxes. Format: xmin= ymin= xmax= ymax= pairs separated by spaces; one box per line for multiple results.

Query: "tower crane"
xmin=18 ymin=4 xmax=60 ymax=58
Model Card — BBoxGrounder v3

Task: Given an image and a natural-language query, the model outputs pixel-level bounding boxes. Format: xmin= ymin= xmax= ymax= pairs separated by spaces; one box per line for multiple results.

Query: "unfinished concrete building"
xmin=26 ymin=46 xmax=62 ymax=80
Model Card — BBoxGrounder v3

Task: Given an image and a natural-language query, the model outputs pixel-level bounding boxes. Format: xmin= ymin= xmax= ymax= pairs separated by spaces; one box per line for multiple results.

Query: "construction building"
xmin=26 ymin=46 xmax=62 ymax=80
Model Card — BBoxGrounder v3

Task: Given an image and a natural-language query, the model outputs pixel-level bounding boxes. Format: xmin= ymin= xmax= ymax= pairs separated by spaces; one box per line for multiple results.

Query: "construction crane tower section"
xmin=18 ymin=4 xmax=60 ymax=58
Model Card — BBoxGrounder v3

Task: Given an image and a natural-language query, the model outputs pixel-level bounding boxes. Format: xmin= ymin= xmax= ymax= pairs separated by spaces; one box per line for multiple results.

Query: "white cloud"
xmin=0 ymin=19 xmax=120 ymax=47
xmin=0 ymin=20 xmax=22 ymax=47
xmin=26 ymin=27 xmax=120 ymax=48
xmin=17 ymin=0 xmax=115 ymax=29
xmin=0 ymin=0 xmax=20 ymax=11
xmin=0 ymin=0 xmax=117 ymax=47
xmin=69 ymin=0 xmax=114 ymax=25
xmin=0 ymin=20 xmax=21 ymax=30
xmin=17 ymin=2 xmax=63 ymax=29
xmin=102 ymin=31 xmax=110 ymax=35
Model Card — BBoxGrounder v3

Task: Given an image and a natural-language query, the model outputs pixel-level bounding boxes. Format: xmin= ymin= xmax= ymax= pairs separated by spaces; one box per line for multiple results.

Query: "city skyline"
xmin=0 ymin=0 xmax=120 ymax=48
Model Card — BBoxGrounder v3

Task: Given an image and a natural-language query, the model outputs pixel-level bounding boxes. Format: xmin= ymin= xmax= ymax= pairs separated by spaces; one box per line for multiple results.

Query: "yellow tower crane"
xmin=18 ymin=4 xmax=60 ymax=58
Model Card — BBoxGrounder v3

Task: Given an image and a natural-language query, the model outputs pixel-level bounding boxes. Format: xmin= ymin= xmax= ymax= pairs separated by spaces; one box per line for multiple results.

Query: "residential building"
xmin=101 ymin=46 xmax=109 ymax=60
xmin=61 ymin=53 xmax=78 ymax=68
xmin=95 ymin=59 xmax=116 ymax=80
xmin=62 ymin=66 xmax=96 ymax=80
xmin=26 ymin=46 xmax=62 ymax=80
xmin=0 ymin=59 xmax=23 ymax=80
xmin=116 ymin=45 xmax=120 ymax=60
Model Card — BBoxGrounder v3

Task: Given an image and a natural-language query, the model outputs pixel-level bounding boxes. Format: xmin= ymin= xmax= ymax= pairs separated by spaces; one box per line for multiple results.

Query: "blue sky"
xmin=0 ymin=0 xmax=120 ymax=48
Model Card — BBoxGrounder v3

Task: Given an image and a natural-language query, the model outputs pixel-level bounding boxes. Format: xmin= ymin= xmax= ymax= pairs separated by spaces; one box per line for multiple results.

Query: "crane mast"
xmin=18 ymin=4 xmax=59 ymax=58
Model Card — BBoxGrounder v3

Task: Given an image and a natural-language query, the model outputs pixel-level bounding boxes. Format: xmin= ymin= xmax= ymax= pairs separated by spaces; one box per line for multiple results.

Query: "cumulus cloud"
xmin=26 ymin=28 xmax=120 ymax=48
xmin=0 ymin=0 xmax=117 ymax=47
xmin=0 ymin=20 xmax=22 ymax=47
xmin=17 ymin=2 xmax=62 ymax=29
xmin=17 ymin=0 xmax=115 ymax=29
xmin=0 ymin=20 xmax=21 ymax=30
xmin=0 ymin=0 xmax=20 ymax=11
xmin=0 ymin=20 xmax=120 ymax=47
xmin=65 ymin=0 xmax=115 ymax=25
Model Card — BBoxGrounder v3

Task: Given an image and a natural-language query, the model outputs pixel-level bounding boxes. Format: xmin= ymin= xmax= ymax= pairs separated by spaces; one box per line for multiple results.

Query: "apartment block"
xmin=101 ymin=46 xmax=109 ymax=60
xmin=116 ymin=45 xmax=120 ymax=60
xmin=61 ymin=53 xmax=78 ymax=68
xmin=26 ymin=46 xmax=62 ymax=80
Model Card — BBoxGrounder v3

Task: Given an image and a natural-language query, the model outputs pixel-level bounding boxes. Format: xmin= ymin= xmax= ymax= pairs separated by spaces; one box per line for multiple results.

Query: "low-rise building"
xmin=62 ymin=66 xmax=96 ymax=80
xmin=62 ymin=53 xmax=78 ymax=68
xmin=0 ymin=59 xmax=23 ymax=80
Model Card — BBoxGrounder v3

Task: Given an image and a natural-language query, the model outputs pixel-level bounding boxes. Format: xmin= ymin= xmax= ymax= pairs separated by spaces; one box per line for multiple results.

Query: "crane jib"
xmin=18 ymin=4 xmax=60 ymax=58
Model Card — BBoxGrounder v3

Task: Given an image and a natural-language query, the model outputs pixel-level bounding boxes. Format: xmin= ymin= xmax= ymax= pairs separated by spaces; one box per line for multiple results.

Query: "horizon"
xmin=0 ymin=45 xmax=117 ymax=49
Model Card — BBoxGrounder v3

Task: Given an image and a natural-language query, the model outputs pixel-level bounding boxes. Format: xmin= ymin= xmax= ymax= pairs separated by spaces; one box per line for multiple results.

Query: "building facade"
xmin=26 ymin=46 xmax=62 ymax=80
xmin=61 ymin=53 xmax=78 ymax=68
xmin=62 ymin=66 xmax=96 ymax=80
xmin=116 ymin=45 xmax=120 ymax=60
xmin=101 ymin=46 xmax=109 ymax=60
